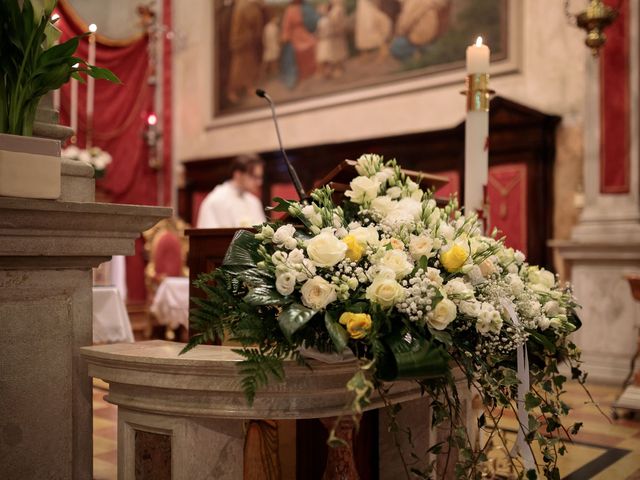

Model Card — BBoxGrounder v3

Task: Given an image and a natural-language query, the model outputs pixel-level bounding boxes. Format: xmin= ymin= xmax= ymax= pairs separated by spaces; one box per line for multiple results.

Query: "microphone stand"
xmin=255 ymin=89 xmax=306 ymax=201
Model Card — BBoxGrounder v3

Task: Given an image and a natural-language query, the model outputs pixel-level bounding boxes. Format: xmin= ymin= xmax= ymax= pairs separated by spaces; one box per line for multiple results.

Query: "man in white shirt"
xmin=196 ymin=154 xmax=267 ymax=228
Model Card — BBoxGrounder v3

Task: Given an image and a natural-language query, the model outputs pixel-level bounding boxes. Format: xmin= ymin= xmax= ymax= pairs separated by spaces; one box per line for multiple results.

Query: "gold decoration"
xmin=463 ymin=73 xmax=495 ymax=112
xmin=566 ymin=0 xmax=621 ymax=57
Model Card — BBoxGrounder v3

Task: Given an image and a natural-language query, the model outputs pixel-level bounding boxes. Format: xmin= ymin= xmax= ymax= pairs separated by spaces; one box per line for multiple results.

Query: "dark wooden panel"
xmin=181 ymin=97 xmax=559 ymax=268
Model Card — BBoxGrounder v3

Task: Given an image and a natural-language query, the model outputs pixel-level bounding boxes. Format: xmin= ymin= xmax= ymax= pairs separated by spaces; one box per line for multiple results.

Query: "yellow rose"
xmin=440 ymin=244 xmax=469 ymax=272
xmin=339 ymin=312 xmax=372 ymax=339
xmin=342 ymin=235 xmax=364 ymax=262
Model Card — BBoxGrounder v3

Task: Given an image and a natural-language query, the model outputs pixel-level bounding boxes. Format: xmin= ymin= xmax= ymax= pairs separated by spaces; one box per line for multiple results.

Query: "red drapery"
xmin=56 ymin=0 xmax=173 ymax=302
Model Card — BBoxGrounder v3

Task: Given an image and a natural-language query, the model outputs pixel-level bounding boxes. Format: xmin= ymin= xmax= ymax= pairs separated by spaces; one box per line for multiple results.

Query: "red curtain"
xmin=56 ymin=1 xmax=172 ymax=302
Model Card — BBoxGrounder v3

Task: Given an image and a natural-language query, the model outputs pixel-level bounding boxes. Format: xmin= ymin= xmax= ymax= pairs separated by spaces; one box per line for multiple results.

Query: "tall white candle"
xmin=466 ymin=36 xmax=490 ymax=74
xmin=86 ymin=24 xmax=97 ymax=147
xmin=464 ymin=36 xmax=490 ymax=221
xmin=70 ymin=64 xmax=78 ymax=139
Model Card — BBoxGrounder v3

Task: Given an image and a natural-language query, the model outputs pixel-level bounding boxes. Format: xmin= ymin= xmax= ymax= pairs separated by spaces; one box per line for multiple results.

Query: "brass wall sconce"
xmin=565 ymin=0 xmax=622 ymax=56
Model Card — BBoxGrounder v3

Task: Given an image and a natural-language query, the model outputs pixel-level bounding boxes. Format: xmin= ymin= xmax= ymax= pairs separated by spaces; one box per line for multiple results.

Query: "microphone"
xmin=256 ymin=89 xmax=306 ymax=201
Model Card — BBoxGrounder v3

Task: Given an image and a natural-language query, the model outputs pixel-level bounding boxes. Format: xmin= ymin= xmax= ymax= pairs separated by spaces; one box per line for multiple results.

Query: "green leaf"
xmin=244 ymin=286 xmax=287 ymax=306
xmin=324 ymin=311 xmax=348 ymax=352
xmin=428 ymin=328 xmax=453 ymax=348
xmin=37 ymin=36 xmax=79 ymax=70
xmin=525 ymin=392 xmax=542 ymax=410
xmin=222 ymin=230 xmax=261 ymax=272
xmin=527 ymin=329 xmax=556 ymax=354
xmin=87 ymin=65 xmax=122 ymax=84
xmin=278 ymin=303 xmax=317 ymax=339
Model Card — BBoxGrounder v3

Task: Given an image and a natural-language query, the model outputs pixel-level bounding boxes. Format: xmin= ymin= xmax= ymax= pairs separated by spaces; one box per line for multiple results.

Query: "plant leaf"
xmin=278 ymin=303 xmax=317 ymax=339
xmin=244 ymin=285 xmax=287 ymax=306
xmin=87 ymin=65 xmax=122 ymax=84
xmin=222 ymin=230 xmax=261 ymax=272
xmin=325 ymin=311 xmax=348 ymax=352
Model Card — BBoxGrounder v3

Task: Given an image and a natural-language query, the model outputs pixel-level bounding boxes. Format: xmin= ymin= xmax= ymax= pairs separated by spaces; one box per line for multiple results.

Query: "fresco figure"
xmin=227 ymin=0 xmax=266 ymax=104
xmin=281 ymin=0 xmax=318 ymax=88
xmin=390 ymin=0 xmax=451 ymax=60
xmin=355 ymin=0 xmax=393 ymax=59
xmin=262 ymin=11 xmax=281 ymax=77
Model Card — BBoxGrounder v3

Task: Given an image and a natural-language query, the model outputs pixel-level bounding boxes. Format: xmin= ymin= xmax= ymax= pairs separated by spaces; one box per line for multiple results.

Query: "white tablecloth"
xmin=93 ymin=286 xmax=134 ymax=343
xmin=150 ymin=277 xmax=190 ymax=330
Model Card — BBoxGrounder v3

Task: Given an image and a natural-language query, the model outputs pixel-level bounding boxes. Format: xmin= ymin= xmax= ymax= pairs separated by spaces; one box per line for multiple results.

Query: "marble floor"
xmin=91 ymin=381 xmax=640 ymax=479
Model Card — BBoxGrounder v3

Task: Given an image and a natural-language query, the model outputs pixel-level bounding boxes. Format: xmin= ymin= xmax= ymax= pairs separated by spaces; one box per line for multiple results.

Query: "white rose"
xmin=366 ymin=265 xmax=396 ymax=282
xmin=345 ymin=176 xmax=380 ymax=204
xmin=428 ymin=298 xmax=457 ymax=330
xmin=378 ymin=250 xmax=413 ymax=279
xmin=386 ymin=186 xmax=402 ymax=199
xmin=459 ymin=300 xmax=481 ymax=317
xmin=272 ymin=251 xmax=288 ymax=265
xmin=62 ymin=145 xmax=80 ymax=159
xmin=374 ymin=167 xmax=395 ymax=184
xmin=479 ymin=259 xmax=496 ymax=277
xmin=301 ymin=205 xmax=323 ymax=227
xmin=78 ymin=150 xmax=92 ymax=165
xmin=438 ymin=223 xmax=455 ymax=242
xmin=366 ymin=277 xmax=405 ymax=308
xmin=514 ymin=250 xmax=526 ymax=264
xmin=505 ymin=273 xmax=524 ymax=295
xmin=288 ymin=248 xmax=305 ymax=264
xmin=538 ymin=316 xmax=551 ymax=331
xmin=273 ymin=224 xmax=297 ymax=250
xmin=350 ymin=226 xmax=379 ymax=247
xmin=300 ymin=276 xmax=337 ymax=310
xmin=306 ymin=231 xmax=347 ymax=267
xmin=464 ymin=265 xmax=485 ymax=285
xmin=496 ymin=247 xmax=515 ymax=266
xmin=543 ymin=301 xmax=564 ymax=317
xmin=409 ymin=234 xmax=434 ymax=260
xmin=397 ymin=198 xmax=422 ymax=220
xmin=528 ymin=268 xmax=555 ymax=289
xmin=276 ymin=271 xmax=296 ymax=296
xmin=444 ymin=278 xmax=473 ymax=299
xmin=370 ymin=196 xmax=395 ymax=217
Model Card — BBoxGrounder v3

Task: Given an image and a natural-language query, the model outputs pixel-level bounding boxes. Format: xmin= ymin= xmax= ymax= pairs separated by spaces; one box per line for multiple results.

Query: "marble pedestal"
xmin=551 ymin=240 xmax=640 ymax=383
xmin=0 ymin=175 xmax=170 ymax=478
xmin=81 ymin=341 xmax=472 ymax=480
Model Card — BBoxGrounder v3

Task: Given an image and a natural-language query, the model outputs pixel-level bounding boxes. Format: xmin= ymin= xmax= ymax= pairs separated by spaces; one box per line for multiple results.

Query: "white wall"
xmin=173 ymin=0 xmax=587 ymax=162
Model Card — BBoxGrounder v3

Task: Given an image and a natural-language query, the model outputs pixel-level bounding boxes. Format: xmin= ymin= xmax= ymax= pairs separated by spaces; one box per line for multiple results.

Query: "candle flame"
xmin=475 ymin=36 xmax=483 ymax=47
xmin=89 ymin=23 xmax=97 ymax=33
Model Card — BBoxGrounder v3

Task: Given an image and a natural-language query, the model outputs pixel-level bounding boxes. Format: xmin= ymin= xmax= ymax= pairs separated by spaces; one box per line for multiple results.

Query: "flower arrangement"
xmin=62 ymin=145 xmax=112 ymax=178
xmin=0 ymin=0 xmax=120 ymax=136
xmin=185 ymin=154 xmax=590 ymax=479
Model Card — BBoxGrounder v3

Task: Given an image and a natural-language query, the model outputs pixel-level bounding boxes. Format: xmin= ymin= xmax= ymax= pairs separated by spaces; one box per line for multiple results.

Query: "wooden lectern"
xmin=186 ymin=160 xmax=447 ymax=301
xmin=185 ymin=160 xmax=448 ymax=478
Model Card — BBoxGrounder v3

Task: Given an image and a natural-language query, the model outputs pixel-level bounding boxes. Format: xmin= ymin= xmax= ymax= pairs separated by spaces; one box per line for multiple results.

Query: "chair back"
xmin=143 ymin=217 xmax=190 ymax=296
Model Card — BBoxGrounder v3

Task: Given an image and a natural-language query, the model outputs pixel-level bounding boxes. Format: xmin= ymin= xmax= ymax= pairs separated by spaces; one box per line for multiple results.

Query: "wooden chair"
xmin=143 ymin=217 xmax=190 ymax=340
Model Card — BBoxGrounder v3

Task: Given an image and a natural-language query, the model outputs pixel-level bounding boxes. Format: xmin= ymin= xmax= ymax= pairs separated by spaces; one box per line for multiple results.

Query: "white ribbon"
xmin=501 ymin=298 xmax=536 ymax=473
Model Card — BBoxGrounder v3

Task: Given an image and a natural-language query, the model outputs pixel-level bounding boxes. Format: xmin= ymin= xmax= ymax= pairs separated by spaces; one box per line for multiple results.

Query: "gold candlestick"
xmin=463 ymin=73 xmax=495 ymax=112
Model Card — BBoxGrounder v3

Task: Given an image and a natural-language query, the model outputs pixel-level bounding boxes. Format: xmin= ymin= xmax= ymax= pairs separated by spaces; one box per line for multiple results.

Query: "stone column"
xmin=0 ymin=169 xmax=170 ymax=478
xmin=551 ymin=1 xmax=640 ymax=383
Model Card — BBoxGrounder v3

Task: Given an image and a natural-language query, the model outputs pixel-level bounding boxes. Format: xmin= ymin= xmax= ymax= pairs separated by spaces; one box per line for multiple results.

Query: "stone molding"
xmin=82 ymin=340 xmax=436 ymax=420
xmin=0 ymin=198 xmax=171 ymax=266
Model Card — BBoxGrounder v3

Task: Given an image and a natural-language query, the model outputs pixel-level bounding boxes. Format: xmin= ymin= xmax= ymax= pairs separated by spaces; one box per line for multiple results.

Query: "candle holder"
xmin=462 ymin=73 xmax=495 ymax=112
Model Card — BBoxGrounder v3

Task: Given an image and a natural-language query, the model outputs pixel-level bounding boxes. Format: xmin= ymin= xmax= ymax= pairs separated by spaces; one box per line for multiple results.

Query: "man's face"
xmin=236 ymin=164 xmax=264 ymax=195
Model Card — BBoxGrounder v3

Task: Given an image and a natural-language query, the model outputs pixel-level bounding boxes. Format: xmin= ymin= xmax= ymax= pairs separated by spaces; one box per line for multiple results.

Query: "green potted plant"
xmin=0 ymin=0 xmax=120 ymax=199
